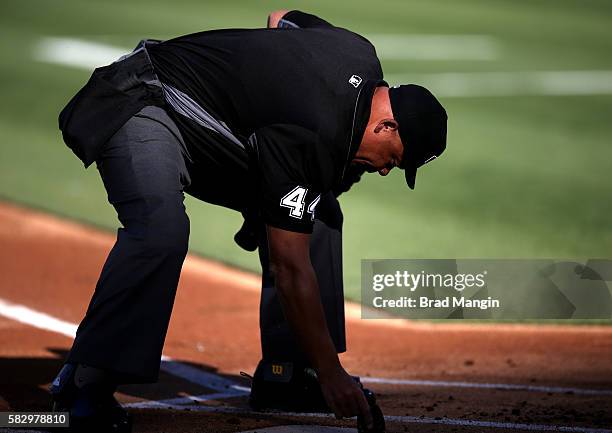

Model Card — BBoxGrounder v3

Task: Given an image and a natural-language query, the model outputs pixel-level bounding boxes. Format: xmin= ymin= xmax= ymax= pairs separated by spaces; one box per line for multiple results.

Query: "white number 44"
xmin=280 ymin=186 xmax=321 ymax=220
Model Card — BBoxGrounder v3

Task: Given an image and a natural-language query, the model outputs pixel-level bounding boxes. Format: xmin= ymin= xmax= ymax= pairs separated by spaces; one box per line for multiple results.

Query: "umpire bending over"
xmin=51 ymin=9 xmax=447 ymax=432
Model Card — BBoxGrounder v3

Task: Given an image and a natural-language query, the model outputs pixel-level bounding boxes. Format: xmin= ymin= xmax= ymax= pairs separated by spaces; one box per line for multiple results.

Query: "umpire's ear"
xmin=267 ymin=10 xmax=290 ymax=28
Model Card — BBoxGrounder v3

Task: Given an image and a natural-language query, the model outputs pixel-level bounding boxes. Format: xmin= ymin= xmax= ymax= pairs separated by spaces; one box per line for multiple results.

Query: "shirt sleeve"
xmin=278 ymin=10 xmax=335 ymax=29
xmin=251 ymin=124 xmax=323 ymax=234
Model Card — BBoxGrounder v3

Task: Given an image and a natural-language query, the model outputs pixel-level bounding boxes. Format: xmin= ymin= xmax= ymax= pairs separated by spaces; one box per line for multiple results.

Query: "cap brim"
xmin=405 ymin=166 xmax=417 ymax=190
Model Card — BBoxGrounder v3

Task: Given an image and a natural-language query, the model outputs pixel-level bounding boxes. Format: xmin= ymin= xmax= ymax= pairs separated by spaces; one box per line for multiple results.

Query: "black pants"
xmin=67 ymin=106 xmax=346 ymax=382
xmin=67 ymin=107 xmax=191 ymax=382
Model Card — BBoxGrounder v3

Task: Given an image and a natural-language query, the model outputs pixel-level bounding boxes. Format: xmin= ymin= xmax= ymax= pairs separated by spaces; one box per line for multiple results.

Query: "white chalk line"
xmin=125 ymin=390 xmax=246 ymax=409
xmin=126 ymin=374 xmax=612 ymax=410
xmin=360 ymin=377 xmax=612 ymax=397
xmin=158 ymin=355 xmax=245 ymax=395
xmin=33 ymin=37 xmax=612 ymax=97
xmin=121 ymin=404 xmax=612 ymax=433
xmin=0 ymin=298 xmax=78 ymax=338
xmin=382 ymin=414 xmax=612 ymax=433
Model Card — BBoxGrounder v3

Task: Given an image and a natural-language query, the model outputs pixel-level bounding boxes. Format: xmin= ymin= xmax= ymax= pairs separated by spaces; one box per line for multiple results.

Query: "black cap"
xmin=388 ymin=84 xmax=447 ymax=189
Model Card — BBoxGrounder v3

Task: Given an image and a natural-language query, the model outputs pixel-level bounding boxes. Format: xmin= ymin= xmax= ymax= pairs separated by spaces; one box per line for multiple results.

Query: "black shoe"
xmin=50 ymin=364 xmax=132 ymax=433
xmin=247 ymin=360 xmax=331 ymax=413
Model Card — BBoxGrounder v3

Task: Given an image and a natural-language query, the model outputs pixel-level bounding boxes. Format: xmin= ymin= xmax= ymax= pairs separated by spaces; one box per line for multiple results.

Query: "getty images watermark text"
xmin=361 ymin=259 xmax=612 ymax=320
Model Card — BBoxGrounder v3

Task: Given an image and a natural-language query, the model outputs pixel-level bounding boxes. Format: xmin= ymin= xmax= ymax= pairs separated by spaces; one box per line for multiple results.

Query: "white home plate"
xmin=238 ymin=426 xmax=355 ymax=433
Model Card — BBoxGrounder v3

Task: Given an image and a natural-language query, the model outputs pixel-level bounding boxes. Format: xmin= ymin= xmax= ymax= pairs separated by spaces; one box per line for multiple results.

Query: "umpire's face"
xmin=352 ymin=124 xmax=404 ymax=176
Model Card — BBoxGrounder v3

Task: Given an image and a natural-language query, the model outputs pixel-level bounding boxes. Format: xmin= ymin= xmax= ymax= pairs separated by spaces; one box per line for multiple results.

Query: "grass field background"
xmin=1 ymin=0 xmax=611 ymax=300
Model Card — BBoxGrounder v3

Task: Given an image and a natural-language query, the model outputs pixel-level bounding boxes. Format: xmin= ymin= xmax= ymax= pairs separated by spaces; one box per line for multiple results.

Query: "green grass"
xmin=1 ymin=0 xmax=611 ymax=303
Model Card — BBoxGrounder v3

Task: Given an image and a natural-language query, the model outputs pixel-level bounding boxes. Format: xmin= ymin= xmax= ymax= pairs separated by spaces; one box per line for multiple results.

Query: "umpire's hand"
xmin=318 ymin=364 xmax=373 ymax=428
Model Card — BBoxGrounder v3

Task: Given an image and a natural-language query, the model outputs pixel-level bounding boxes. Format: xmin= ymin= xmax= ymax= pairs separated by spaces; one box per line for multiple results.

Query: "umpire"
xmin=51 ymin=9 xmax=447 ymax=432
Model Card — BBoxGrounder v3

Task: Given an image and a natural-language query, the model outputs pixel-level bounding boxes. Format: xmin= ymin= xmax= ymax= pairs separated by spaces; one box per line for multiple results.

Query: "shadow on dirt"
xmin=0 ymin=348 xmax=251 ymax=411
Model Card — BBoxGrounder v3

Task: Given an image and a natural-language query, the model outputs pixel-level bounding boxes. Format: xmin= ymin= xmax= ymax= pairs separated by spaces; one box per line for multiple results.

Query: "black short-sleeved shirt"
xmin=146 ymin=11 xmax=384 ymax=233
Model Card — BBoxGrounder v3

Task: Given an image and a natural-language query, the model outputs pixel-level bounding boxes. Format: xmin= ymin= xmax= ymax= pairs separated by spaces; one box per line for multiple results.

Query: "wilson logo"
xmin=271 ymin=364 xmax=284 ymax=375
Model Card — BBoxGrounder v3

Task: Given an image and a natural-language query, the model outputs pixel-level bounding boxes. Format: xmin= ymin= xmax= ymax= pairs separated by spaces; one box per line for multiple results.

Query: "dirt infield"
xmin=1 ymin=201 xmax=611 ymax=432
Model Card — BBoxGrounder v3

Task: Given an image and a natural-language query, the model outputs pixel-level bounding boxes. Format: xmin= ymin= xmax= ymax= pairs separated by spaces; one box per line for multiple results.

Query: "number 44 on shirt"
xmin=280 ymin=186 xmax=321 ymax=220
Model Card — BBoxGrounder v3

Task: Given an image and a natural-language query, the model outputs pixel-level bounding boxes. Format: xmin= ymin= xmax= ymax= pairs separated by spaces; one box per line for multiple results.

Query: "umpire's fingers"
xmin=356 ymin=390 xmax=373 ymax=429
xmin=323 ymin=389 xmax=347 ymax=419
xmin=334 ymin=393 xmax=353 ymax=419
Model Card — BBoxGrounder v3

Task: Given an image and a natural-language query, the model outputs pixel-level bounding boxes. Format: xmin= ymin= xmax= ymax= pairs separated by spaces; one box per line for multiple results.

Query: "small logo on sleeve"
xmin=349 ymin=75 xmax=362 ymax=88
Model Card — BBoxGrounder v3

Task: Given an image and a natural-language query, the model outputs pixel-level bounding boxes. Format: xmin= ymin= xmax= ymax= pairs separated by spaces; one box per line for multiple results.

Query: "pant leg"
xmin=259 ymin=192 xmax=346 ymax=363
xmin=67 ymin=106 xmax=191 ymax=383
